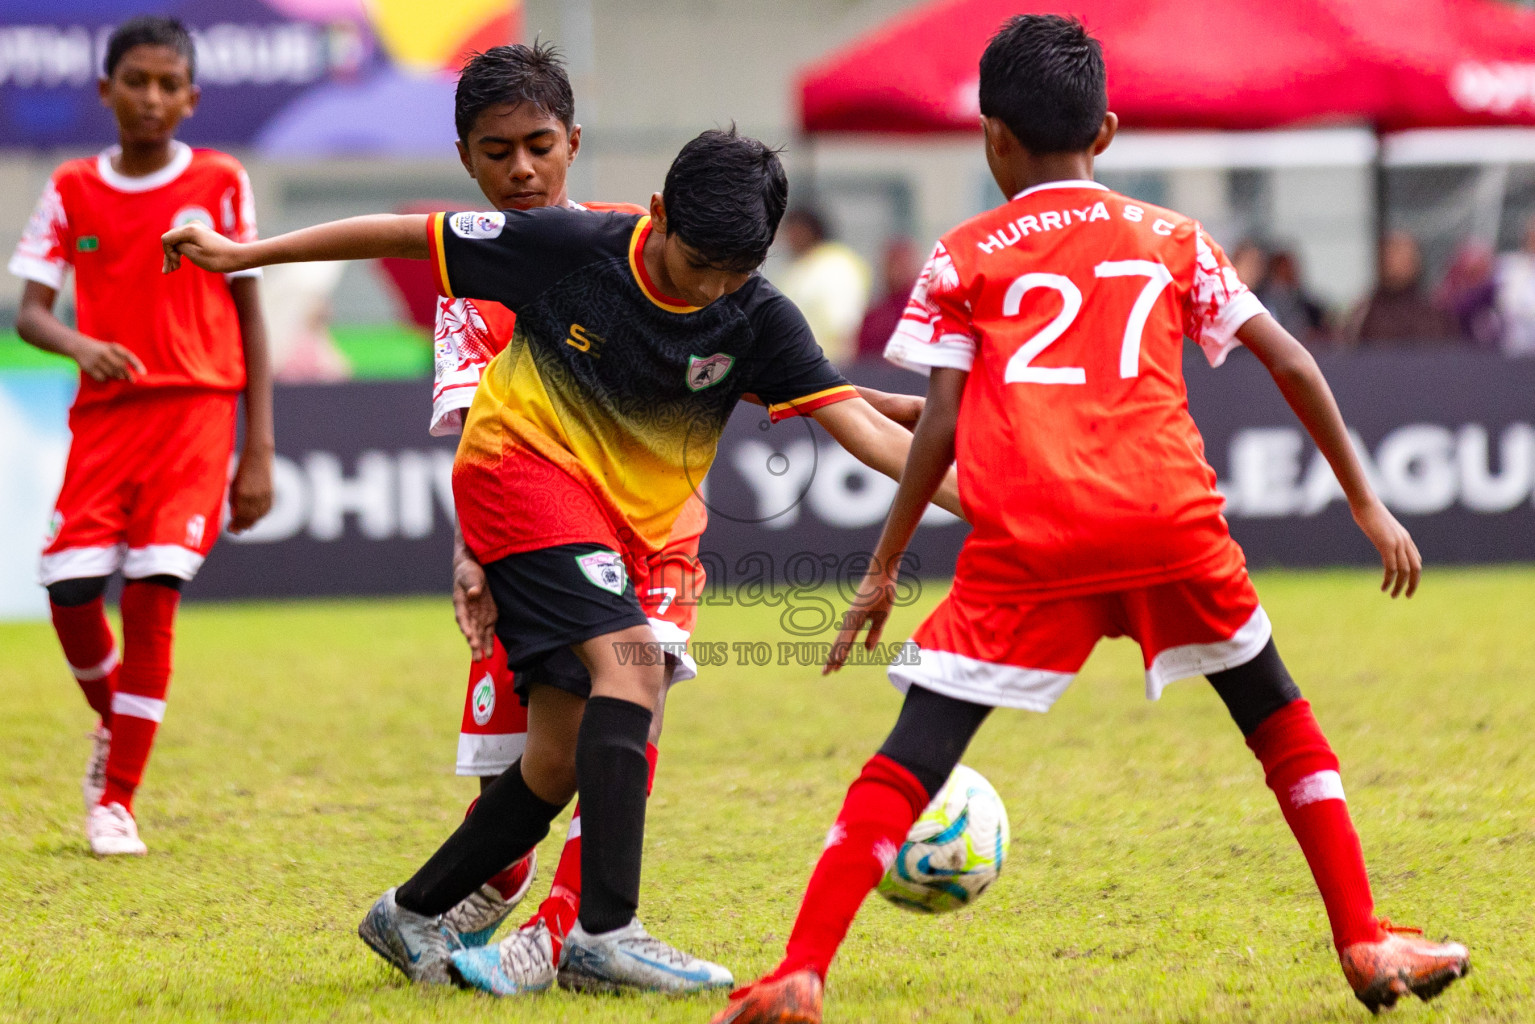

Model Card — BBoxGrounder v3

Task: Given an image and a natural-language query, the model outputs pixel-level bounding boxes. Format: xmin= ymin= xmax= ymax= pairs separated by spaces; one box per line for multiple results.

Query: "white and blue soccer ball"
xmin=877 ymin=764 xmax=1010 ymax=914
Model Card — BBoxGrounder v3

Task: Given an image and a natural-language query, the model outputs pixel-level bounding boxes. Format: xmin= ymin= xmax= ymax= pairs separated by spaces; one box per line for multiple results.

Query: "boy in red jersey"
xmin=715 ymin=16 xmax=1468 ymax=1024
xmin=8 ymin=16 xmax=273 ymax=857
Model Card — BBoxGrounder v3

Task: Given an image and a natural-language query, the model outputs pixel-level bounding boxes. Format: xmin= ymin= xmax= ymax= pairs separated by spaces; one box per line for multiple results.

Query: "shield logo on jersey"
xmin=686 ymin=353 xmax=734 ymax=392
xmin=171 ymin=205 xmax=215 ymax=231
xmin=576 ymin=551 xmax=628 ymax=595
xmin=471 ymin=673 xmax=496 ymax=726
xmin=449 ymin=211 xmax=505 ymax=239
xmin=45 ymin=510 xmax=63 ymax=544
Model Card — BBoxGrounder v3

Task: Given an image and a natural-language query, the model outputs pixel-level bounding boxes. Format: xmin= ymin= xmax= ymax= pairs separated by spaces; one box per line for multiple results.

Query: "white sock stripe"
xmin=1289 ymin=769 xmax=1346 ymax=808
xmin=111 ymin=693 xmax=167 ymax=723
xmin=70 ymin=647 xmax=120 ymax=682
xmin=566 ymin=815 xmax=581 ymax=841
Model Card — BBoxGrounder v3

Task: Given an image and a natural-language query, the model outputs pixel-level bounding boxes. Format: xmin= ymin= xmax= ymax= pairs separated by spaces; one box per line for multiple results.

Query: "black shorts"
xmin=485 ymin=543 xmax=649 ymax=700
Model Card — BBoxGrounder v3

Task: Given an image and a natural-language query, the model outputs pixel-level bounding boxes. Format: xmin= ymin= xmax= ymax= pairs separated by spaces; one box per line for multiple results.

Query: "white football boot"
xmin=356 ymin=887 xmax=462 ymax=985
xmin=441 ymin=850 xmax=536 ymax=947
xmin=449 ymin=919 xmax=557 ymax=996
xmin=82 ymin=724 xmax=110 ymax=810
xmin=86 ymin=801 xmax=146 ymax=856
xmin=557 ymin=918 xmax=733 ymax=994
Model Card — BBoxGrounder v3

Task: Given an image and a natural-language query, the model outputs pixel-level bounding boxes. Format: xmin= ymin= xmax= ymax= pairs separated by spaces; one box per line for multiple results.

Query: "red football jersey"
xmin=9 ymin=142 xmax=259 ymax=408
xmin=886 ymin=180 xmax=1266 ymax=598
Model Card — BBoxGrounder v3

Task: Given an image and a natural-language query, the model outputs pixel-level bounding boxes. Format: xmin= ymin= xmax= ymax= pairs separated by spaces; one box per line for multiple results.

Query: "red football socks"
xmin=525 ymin=741 xmax=658 ymax=955
xmin=49 ymin=596 xmax=119 ymax=726
xmin=771 ymin=754 xmax=930 ymax=981
xmin=100 ymin=581 xmax=180 ymax=812
xmin=1247 ymin=699 xmax=1383 ymax=951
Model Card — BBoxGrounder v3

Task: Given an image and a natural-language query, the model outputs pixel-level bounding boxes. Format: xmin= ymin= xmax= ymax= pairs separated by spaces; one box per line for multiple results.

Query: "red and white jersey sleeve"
xmin=430 ymin=296 xmax=512 ymax=435
xmin=884 ymin=240 xmax=980 ymax=374
xmin=9 ymin=174 xmax=72 ymax=290
xmin=1183 ymin=226 xmax=1265 ymax=366
xmin=221 ymin=163 xmax=262 ymax=278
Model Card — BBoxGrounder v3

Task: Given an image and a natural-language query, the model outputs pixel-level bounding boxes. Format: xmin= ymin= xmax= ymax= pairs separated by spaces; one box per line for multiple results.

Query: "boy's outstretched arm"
xmin=853 ymin=385 xmax=924 ymax=428
xmin=15 ymin=280 xmax=146 ymax=382
xmin=825 ymin=366 xmax=966 ymax=673
xmin=809 ymin=394 xmax=963 ymax=519
xmin=228 ymin=277 xmax=274 ymax=533
xmin=1237 ymin=312 xmax=1421 ymax=597
xmin=163 ymin=215 xmax=430 ymax=275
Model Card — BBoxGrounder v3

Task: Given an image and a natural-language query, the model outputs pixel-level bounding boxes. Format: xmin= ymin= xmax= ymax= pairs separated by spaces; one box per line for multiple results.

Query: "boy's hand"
xmin=453 ymin=552 xmax=497 ymax=661
xmin=72 ymin=337 xmax=145 ymax=383
xmin=227 ymin=447 xmax=274 ymax=534
xmin=162 ymin=223 xmax=246 ymax=274
xmin=1352 ymin=498 xmax=1421 ymax=598
xmin=825 ymin=561 xmax=900 ymax=674
xmin=854 ymin=386 xmax=925 ymax=429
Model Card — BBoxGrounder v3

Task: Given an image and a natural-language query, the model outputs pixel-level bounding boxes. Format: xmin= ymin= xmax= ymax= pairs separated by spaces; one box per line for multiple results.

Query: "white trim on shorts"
xmin=889 ymin=605 xmax=1272 ymax=711
xmin=122 ymin=544 xmax=206 ymax=581
xmin=1143 ymin=606 xmax=1272 ymax=700
xmin=647 ymin=616 xmax=697 ymax=683
xmin=455 ymin=731 xmax=528 ymax=778
xmin=39 ymin=544 xmax=126 ymax=585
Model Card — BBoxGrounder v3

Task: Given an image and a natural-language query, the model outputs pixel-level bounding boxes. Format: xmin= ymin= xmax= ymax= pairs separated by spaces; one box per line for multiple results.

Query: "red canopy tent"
xmin=799 ymin=0 xmax=1535 ymax=135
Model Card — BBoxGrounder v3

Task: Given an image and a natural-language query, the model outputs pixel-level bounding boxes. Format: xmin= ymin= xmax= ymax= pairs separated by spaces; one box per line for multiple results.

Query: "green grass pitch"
xmin=2 ymin=568 xmax=1532 ymax=1023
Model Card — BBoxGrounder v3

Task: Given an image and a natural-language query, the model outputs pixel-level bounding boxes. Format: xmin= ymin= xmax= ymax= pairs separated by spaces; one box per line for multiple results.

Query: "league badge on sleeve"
xmin=576 ymin=551 xmax=628 ymax=595
xmin=686 ymin=353 xmax=734 ymax=392
xmin=449 ymin=212 xmax=506 ymax=239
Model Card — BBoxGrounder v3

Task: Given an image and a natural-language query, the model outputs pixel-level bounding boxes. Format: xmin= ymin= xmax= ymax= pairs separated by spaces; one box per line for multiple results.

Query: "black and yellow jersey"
xmin=427 ymin=206 xmax=856 ymax=560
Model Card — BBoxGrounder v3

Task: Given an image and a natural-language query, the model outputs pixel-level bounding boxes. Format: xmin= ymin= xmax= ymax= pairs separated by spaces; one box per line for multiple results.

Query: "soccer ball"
xmin=876 ymin=764 xmax=1009 ymax=914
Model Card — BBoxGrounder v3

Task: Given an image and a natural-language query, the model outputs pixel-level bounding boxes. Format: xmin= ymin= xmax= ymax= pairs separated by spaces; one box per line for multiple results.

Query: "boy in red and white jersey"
xmin=8 ymin=17 xmax=273 ymax=857
xmin=716 ymin=16 xmax=1467 ymax=1024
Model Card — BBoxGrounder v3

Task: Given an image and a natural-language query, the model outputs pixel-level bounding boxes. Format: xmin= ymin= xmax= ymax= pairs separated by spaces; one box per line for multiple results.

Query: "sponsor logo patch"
xmin=471 ymin=673 xmax=496 ymax=726
xmin=686 ymin=352 xmax=734 ymax=391
xmin=185 ymin=514 xmax=206 ymax=549
xmin=449 ymin=211 xmax=506 ymax=239
xmin=172 ymin=205 xmax=215 ymax=230
xmin=575 ymin=550 xmax=628 ymax=595
xmin=75 ymin=236 xmax=99 ymax=252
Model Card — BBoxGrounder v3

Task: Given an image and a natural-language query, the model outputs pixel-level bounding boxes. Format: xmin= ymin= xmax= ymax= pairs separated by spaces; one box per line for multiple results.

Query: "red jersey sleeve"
xmin=9 ymin=172 xmax=72 ymax=290
xmin=1181 ymin=223 xmax=1266 ymax=367
xmin=221 ymin=159 xmax=262 ymax=279
xmin=883 ymin=240 xmax=978 ymax=374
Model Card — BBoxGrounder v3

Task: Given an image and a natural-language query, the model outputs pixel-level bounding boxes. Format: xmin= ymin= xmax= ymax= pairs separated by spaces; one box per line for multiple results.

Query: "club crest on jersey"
xmin=171 ymin=205 xmax=214 ymax=231
xmin=576 ymin=551 xmax=627 ymax=595
xmin=184 ymin=514 xmax=206 ymax=549
xmin=449 ymin=212 xmax=505 ymax=239
xmin=471 ymin=673 xmax=496 ymax=726
xmin=46 ymin=509 xmax=63 ymax=544
xmin=686 ymin=353 xmax=734 ymax=392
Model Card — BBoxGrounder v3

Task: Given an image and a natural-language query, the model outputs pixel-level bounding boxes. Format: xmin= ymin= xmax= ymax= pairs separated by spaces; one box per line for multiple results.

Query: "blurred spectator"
xmin=1436 ymin=240 xmax=1501 ymax=350
xmin=776 ymin=207 xmax=870 ymax=364
xmin=260 ymin=261 xmax=350 ymax=381
xmin=1343 ymin=231 xmax=1459 ymax=347
xmin=1494 ymin=215 xmax=1535 ymax=356
xmin=1230 ymin=239 xmax=1269 ymax=295
xmin=1259 ymin=248 xmax=1328 ymax=346
xmin=855 ymin=237 xmax=922 ymax=360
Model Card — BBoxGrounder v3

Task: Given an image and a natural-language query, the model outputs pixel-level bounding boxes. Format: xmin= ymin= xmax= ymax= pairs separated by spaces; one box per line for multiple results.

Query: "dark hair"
xmin=661 ymin=127 xmax=787 ymax=274
xmin=978 ymin=14 xmax=1106 ymax=154
xmin=104 ymin=16 xmax=196 ymax=81
xmin=455 ymin=42 xmax=574 ymax=144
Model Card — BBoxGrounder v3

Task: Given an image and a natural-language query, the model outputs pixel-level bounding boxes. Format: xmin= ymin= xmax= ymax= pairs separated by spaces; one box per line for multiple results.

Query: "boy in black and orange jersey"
xmin=165 ymin=127 xmax=958 ymax=997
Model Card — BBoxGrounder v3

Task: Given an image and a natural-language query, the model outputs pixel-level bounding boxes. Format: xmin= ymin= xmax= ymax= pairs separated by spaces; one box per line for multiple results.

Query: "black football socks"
xmin=575 ymin=695 xmax=653 ymax=934
xmin=396 ymin=758 xmax=564 ymax=916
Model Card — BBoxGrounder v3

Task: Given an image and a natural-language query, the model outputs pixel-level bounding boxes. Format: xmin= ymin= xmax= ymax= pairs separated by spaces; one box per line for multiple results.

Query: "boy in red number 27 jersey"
xmin=8 ymin=17 xmax=273 ymax=858
xmin=713 ymin=16 xmax=1467 ymax=1024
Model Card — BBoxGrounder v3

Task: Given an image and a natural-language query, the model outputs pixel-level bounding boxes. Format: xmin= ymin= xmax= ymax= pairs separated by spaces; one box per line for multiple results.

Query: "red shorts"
xmin=889 ymin=564 xmax=1270 ymax=712
xmin=40 ymin=389 xmax=237 ymax=585
xmin=455 ymin=494 xmax=708 ymax=776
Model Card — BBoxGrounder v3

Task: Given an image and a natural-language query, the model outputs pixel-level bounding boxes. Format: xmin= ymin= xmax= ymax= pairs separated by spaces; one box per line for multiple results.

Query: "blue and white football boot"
xmin=441 ymin=851 xmax=536 ymax=947
xmin=357 ymin=887 xmax=463 ymax=985
xmin=557 ymin=918 xmax=733 ymax=994
xmin=448 ymin=920 xmax=557 ymax=996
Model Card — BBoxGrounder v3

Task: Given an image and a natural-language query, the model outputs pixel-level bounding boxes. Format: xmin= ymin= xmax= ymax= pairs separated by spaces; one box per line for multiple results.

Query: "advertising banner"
xmin=0 ymin=0 xmax=517 ymax=155
xmin=3 ymin=349 xmax=1532 ymax=617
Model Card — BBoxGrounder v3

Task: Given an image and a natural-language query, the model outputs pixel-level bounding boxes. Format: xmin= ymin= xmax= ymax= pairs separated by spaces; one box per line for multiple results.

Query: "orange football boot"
xmin=1339 ymin=920 xmax=1470 ymax=1013
xmin=709 ymin=969 xmax=823 ymax=1024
